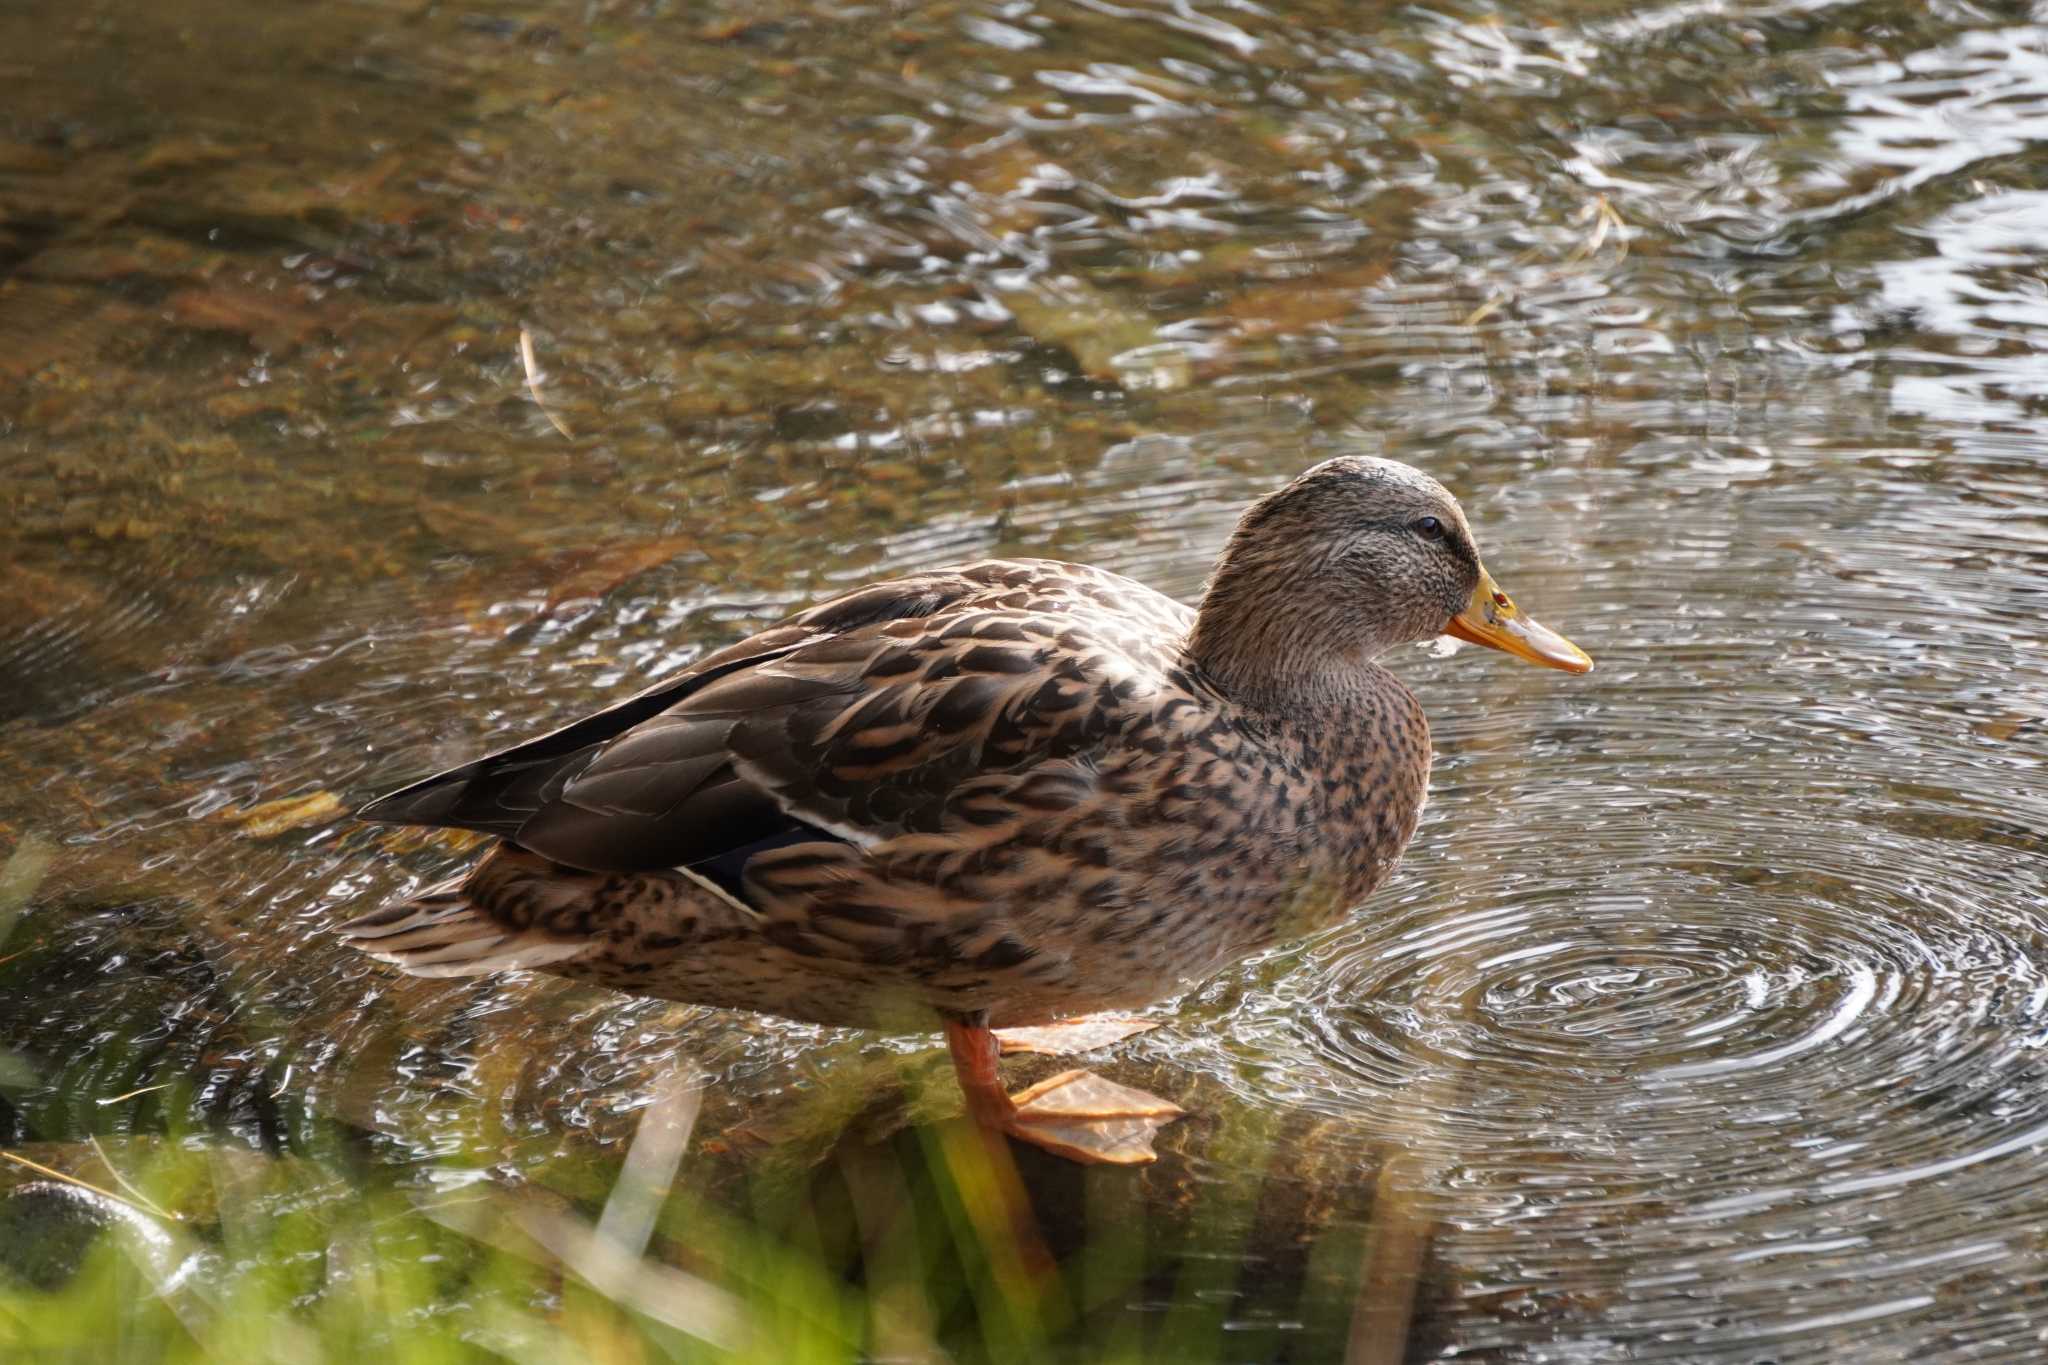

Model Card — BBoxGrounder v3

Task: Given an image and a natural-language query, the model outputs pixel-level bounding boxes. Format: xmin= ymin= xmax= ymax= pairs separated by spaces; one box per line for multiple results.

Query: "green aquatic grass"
xmin=0 ymin=1133 xmax=852 ymax=1364
xmin=0 ymin=1076 xmax=1376 ymax=1365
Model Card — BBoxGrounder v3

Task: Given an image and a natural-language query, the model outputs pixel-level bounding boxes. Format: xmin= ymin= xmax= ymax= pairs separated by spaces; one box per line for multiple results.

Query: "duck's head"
xmin=1191 ymin=456 xmax=1591 ymax=701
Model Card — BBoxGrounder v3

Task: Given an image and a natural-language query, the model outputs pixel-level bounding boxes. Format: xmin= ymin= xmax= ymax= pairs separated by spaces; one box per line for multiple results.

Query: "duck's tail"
xmin=337 ymin=851 xmax=596 ymax=978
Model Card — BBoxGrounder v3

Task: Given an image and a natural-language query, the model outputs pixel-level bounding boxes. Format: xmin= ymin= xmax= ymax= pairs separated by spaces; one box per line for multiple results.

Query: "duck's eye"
xmin=1413 ymin=516 xmax=1445 ymax=541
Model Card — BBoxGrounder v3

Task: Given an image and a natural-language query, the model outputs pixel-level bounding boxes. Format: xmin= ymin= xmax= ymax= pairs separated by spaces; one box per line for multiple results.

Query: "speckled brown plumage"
xmin=341 ymin=457 xmax=1587 ymax=1040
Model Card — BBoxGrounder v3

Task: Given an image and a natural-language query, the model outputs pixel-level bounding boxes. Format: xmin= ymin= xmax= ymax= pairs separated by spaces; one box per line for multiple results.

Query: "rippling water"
xmin=4 ymin=0 xmax=2048 ymax=1358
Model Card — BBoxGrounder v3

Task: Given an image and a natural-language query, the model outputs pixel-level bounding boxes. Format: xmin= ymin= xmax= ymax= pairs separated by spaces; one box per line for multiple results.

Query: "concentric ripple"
xmin=1174 ymin=448 xmax=2048 ymax=1358
xmin=1290 ymin=852 xmax=2026 ymax=1102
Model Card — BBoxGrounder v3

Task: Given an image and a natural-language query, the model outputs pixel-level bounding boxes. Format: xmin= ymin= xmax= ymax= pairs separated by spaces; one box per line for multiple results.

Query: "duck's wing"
xmin=358 ymin=562 xmax=1188 ymax=877
xmin=358 ymin=570 xmax=1020 ymax=850
xmin=354 ymin=628 xmax=811 ymax=843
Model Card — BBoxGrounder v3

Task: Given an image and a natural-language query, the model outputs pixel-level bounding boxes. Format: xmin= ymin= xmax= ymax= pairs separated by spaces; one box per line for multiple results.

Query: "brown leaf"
xmin=1224 ymin=258 xmax=1390 ymax=338
xmin=0 ymin=282 xmax=152 ymax=381
xmin=1976 ymin=712 xmax=2034 ymax=742
xmin=226 ymin=790 xmax=346 ymax=837
xmin=542 ymin=536 xmax=697 ymax=612
xmin=1004 ymin=278 xmax=1190 ymax=390
xmin=166 ymin=282 xmax=323 ymax=352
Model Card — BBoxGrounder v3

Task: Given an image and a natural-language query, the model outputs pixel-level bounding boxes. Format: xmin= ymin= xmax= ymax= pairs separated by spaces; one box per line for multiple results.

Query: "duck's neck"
xmin=1186 ymin=556 xmax=1400 ymax=713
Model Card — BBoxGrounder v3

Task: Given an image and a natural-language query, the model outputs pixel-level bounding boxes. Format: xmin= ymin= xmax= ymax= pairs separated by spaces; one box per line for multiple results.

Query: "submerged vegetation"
xmin=0 ymin=1068 xmax=1412 ymax=1363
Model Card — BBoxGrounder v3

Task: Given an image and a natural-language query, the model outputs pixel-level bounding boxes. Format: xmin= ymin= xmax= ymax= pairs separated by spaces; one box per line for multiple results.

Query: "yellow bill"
xmin=1444 ymin=568 xmax=1593 ymax=673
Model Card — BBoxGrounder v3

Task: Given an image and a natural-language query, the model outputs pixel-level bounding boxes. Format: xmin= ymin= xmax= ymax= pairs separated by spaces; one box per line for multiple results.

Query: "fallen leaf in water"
xmin=1004 ymin=278 xmax=1190 ymax=390
xmin=135 ymin=136 xmax=241 ymax=175
xmin=1225 ymin=258 xmax=1391 ymax=338
xmin=22 ymin=232 xmax=208 ymax=285
xmin=371 ymin=825 xmax=488 ymax=857
xmin=226 ymin=790 xmax=346 ymax=837
xmin=416 ymin=496 xmax=547 ymax=554
xmin=91 ymin=517 xmax=166 ymax=542
xmin=699 ymin=16 xmax=784 ymax=43
xmin=1976 ymin=712 xmax=2034 ymax=741
xmin=954 ymin=140 xmax=1072 ymax=235
xmin=0 ymin=834 xmax=56 ymax=947
xmin=202 ymin=388 xmax=289 ymax=423
xmin=543 ymin=537 xmax=697 ymax=613
xmin=166 ymin=282 xmax=322 ymax=352
xmin=0 ymin=561 xmax=110 ymax=631
xmin=0 ymin=139 xmax=63 ymax=175
xmin=317 ymin=150 xmax=409 ymax=202
xmin=0 ymin=282 xmax=153 ymax=382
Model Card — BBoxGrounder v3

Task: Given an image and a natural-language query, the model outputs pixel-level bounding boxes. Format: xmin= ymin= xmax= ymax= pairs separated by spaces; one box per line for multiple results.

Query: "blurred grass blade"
xmin=595 ymin=1067 xmax=702 ymax=1261
xmin=422 ymin=1179 xmax=746 ymax=1351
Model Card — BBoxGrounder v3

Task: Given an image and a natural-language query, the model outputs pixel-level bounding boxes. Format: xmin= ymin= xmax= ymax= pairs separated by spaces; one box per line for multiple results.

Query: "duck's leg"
xmin=942 ymin=1018 xmax=1183 ymax=1166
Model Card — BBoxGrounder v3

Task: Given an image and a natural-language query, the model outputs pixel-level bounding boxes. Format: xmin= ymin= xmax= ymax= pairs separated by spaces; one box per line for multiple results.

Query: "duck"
xmin=340 ymin=456 xmax=1590 ymax=1164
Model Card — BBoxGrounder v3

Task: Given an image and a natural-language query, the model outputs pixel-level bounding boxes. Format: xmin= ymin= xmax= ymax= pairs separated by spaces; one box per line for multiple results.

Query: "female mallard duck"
xmin=342 ymin=457 xmax=1589 ymax=1164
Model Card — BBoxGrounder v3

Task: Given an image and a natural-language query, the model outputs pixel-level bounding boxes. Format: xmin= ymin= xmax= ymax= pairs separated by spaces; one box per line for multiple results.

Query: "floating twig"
xmin=0 ymin=1149 xmax=171 ymax=1223
xmin=97 ymin=1082 xmax=175 ymax=1105
xmin=87 ymin=1136 xmax=179 ymax=1221
xmin=520 ymin=326 xmax=575 ymax=440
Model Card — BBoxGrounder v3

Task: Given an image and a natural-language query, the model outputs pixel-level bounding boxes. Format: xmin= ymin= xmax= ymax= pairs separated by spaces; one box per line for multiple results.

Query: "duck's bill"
xmin=1444 ymin=568 xmax=1593 ymax=674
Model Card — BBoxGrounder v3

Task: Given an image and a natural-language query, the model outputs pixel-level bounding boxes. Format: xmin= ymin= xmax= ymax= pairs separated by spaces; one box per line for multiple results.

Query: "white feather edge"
xmin=671 ymin=862 xmax=762 ymax=919
xmin=729 ymin=752 xmax=881 ymax=851
xmin=343 ymin=902 xmax=592 ymax=978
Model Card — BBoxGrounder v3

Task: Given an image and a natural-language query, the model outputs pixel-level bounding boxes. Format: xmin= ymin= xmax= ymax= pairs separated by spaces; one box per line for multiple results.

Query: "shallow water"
xmin=4 ymin=0 xmax=2048 ymax=1358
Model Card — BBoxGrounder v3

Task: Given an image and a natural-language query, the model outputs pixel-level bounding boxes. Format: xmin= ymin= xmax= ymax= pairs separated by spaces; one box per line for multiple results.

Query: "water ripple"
xmin=1167 ymin=450 xmax=2048 ymax=1356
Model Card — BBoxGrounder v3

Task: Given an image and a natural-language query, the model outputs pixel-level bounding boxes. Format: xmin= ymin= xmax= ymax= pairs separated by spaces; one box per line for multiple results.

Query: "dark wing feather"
xmin=356 ymin=565 xmax=1109 ymax=874
xmin=715 ymin=631 xmax=1116 ymax=841
xmin=354 ymin=632 xmax=811 ymax=839
xmin=530 ymin=606 xmax=1148 ymax=867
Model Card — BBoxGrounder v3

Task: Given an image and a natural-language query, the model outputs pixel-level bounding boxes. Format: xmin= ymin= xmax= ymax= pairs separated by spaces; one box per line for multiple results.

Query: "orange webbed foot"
xmin=945 ymin=1019 xmax=1182 ymax=1166
xmin=999 ymin=1068 xmax=1184 ymax=1165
